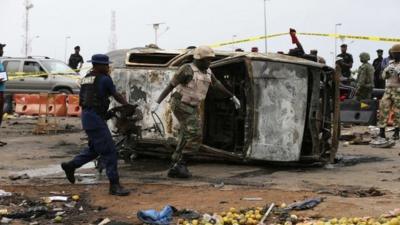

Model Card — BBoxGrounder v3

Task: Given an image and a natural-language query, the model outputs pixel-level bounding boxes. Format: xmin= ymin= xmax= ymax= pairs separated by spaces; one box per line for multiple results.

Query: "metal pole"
xmin=24 ymin=1 xmax=34 ymax=56
xmin=155 ymin=28 xmax=158 ymax=46
xmin=25 ymin=7 xmax=29 ymax=56
xmin=263 ymin=0 xmax=268 ymax=53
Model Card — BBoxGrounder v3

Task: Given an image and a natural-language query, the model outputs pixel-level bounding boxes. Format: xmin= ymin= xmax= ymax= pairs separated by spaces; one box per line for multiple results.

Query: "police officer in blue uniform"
xmin=61 ymin=54 xmax=130 ymax=196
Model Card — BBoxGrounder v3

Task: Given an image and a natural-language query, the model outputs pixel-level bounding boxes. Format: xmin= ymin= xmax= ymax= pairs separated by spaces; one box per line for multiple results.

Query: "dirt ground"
xmin=1 ymin=116 xmax=400 ymax=224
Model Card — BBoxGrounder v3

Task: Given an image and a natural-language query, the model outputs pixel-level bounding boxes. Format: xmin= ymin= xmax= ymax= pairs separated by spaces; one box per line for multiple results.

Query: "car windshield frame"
xmin=41 ymin=60 xmax=77 ymax=75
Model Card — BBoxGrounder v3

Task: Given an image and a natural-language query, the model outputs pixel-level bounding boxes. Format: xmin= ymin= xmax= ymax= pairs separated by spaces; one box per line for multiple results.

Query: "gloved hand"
xmin=231 ymin=96 xmax=241 ymax=109
xmin=388 ymin=67 xmax=397 ymax=76
xmin=151 ymin=103 xmax=160 ymax=113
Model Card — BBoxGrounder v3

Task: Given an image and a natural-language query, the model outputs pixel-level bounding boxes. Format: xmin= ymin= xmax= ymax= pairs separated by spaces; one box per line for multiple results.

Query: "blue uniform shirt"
xmin=81 ymin=74 xmax=117 ymax=130
xmin=0 ymin=63 xmax=5 ymax=92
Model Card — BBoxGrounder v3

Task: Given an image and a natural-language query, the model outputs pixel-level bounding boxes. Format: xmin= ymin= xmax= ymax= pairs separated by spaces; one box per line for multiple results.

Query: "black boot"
xmin=393 ymin=128 xmax=400 ymax=140
xmin=379 ymin=128 xmax=386 ymax=139
xmin=168 ymin=162 xmax=192 ymax=179
xmin=109 ymin=181 xmax=130 ymax=196
xmin=61 ymin=162 xmax=76 ymax=184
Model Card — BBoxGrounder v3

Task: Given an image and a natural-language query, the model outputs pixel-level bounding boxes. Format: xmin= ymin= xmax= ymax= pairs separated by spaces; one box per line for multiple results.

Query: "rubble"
xmin=0 ymin=190 xmax=100 ymax=224
xmin=286 ymin=198 xmax=324 ymax=210
xmin=0 ymin=190 xmax=11 ymax=197
xmin=8 ymin=173 xmax=30 ymax=181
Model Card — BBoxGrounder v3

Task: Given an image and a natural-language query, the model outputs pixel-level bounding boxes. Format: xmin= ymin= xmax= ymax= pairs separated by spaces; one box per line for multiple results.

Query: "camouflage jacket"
xmin=356 ymin=63 xmax=374 ymax=89
xmin=382 ymin=61 xmax=400 ymax=88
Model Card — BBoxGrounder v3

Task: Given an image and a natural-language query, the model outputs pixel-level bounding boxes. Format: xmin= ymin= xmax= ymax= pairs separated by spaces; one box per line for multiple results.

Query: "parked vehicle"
xmin=0 ymin=56 xmax=80 ymax=94
xmin=107 ymin=46 xmax=339 ymax=163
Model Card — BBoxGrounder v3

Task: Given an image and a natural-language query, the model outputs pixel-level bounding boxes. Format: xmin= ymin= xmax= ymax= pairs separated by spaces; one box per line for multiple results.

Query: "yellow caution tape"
xmin=210 ymin=32 xmax=400 ymax=48
xmin=210 ymin=33 xmax=287 ymax=48
xmin=7 ymin=72 xmax=81 ymax=80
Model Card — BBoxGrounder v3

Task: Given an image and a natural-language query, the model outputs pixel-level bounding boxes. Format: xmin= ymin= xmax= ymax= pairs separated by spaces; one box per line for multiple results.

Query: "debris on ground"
xmin=43 ymin=196 xmax=69 ymax=203
xmin=286 ymin=197 xmax=324 ymax=210
xmin=340 ymin=132 xmax=356 ymax=141
xmin=340 ymin=132 xmax=370 ymax=145
xmin=369 ymin=126 xmax=380 ymax=138
xmin=8 ymin=173 xmax=30 ymax=181
xmin=137 ymin=205 xmax=177 ymax=225
xmin=178 ymin=204 xmax=400 ymax=225
xmin=0 ymin=190 xmax=101 ymax=224
xmin=0 ymin=190 xmax=12 ymax=197
xmin=296 ymin=209 xmax=400 ymax=225
xmin=175 ymin=209 xmax=201 ymax=220
xmin=97 ymin=217 xmax=112 ymax=225
xmin=370 ymin=137 xmax=396 ymax=148
xmin=350 ymin=133 xmax=370 ymax=145
xmin=338 ymin=187 xmax=385 ymax=198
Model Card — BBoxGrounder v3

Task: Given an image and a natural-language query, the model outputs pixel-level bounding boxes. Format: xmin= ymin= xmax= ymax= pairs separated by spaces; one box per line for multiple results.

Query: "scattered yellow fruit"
xmin=72 ymin=195 xmax=80 ymax=201
xmin=54 ymin=216 xmax=63 ymax=223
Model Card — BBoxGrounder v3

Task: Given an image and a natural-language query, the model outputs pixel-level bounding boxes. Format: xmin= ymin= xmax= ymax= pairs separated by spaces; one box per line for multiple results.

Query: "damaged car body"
xmin=107 ymin=47 xmax=340 ymax=163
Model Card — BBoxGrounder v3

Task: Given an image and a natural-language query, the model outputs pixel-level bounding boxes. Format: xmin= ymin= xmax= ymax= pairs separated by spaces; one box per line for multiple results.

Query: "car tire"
xmin=56 ymin=88 xmax=72 ymax=95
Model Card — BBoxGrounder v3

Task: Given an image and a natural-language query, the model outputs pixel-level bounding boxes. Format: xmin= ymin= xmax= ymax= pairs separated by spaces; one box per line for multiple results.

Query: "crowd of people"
xmin=335 ymin=43 xmax=400 ymax=144
xmin=336 ymin=43 xmax=396 ymax=100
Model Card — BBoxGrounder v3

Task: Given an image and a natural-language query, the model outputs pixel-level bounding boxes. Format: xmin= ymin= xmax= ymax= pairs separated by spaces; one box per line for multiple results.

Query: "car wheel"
xmin=56 ymin=88 xmax=72 ymax=95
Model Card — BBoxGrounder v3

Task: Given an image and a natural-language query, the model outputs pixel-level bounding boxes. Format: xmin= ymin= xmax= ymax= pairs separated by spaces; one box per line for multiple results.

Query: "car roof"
xmin=213 ymin=52 xmax=330 ymax=69
xmin=0 ymin=56 xmax=54 ymax=61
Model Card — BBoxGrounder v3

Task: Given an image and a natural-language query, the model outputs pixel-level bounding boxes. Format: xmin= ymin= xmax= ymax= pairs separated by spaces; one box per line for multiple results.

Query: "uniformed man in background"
xmin=152 ymin=46 xmax=241 ymax=178
xmin=377 ymin=44 xmax=400 ymax=140
xmin=355 ymin=52 xmax=374 ymax=100
xmin=373 ymin=49 xmax=385 ymax=88
xmin=68 ymin=46 xmax=84 ymax=71
xmin=337 ymin=44 xmax=354 ymax=78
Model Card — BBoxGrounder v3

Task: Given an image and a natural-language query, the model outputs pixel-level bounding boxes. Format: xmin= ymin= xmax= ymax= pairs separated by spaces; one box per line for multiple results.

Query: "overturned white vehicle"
xmin=107 ymin=47 xmax=340 ymax=163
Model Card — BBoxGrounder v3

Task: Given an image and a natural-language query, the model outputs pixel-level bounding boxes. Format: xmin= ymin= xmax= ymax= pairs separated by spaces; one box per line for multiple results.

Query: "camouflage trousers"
xmin=378 ymin=87 xmax=400 ymax=128
xmin=169 ymin=96 xmax=202 ymax=164
xmin=355 ymin=86 xmax=372 ymax=101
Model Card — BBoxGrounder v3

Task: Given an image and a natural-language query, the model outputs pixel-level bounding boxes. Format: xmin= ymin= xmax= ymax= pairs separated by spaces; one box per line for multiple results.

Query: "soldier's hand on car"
xmin=231 ymin=96 xmax=241 ymax=109
xmin=151 ymin=103 xmax=160 ymax=113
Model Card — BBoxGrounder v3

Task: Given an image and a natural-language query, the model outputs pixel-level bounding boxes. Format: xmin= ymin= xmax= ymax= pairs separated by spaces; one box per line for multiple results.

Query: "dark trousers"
xmin=70 ymin=126 xmax=119 ymax=183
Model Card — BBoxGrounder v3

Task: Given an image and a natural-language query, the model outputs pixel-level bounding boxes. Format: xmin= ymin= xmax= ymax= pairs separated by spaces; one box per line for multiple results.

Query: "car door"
xmin=2 ymin=60 xmax=23 ymax=93
xmin=19 ymin=60 xmax=49 ymax=93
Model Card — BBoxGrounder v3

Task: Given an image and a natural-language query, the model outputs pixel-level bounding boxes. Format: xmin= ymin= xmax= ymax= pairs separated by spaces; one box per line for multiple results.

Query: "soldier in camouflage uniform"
xmin=378 ymin=44 xmax=400 ymax=140
xmin=355 ymin=52 xmax=375 ymax=101
xmin=152 ymin=46 xmax=241 ymax=178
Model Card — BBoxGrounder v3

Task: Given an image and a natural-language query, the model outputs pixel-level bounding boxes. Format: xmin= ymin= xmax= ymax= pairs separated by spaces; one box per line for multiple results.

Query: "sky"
xmin=0 ymin=0 xmax=399 ymax=68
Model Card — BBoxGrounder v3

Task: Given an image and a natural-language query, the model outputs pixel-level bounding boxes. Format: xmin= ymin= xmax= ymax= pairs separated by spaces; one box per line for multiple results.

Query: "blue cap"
xmin=87 ymin=54 xmax=112 ymax=65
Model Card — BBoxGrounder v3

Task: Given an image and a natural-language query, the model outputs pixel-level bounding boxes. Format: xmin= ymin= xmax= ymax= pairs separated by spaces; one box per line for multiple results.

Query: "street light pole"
xmin=24 ymin=0 xmax=34 ymax=56
xmin=334 ymin=23 xmax=342 ymax=64
xmin=263 ymin=0 xmax=269 ymax=53
xmin=153 ymin=23 xmax=159 ymax=46
xmin=64 ymin=36 xmax=71 ymax=63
